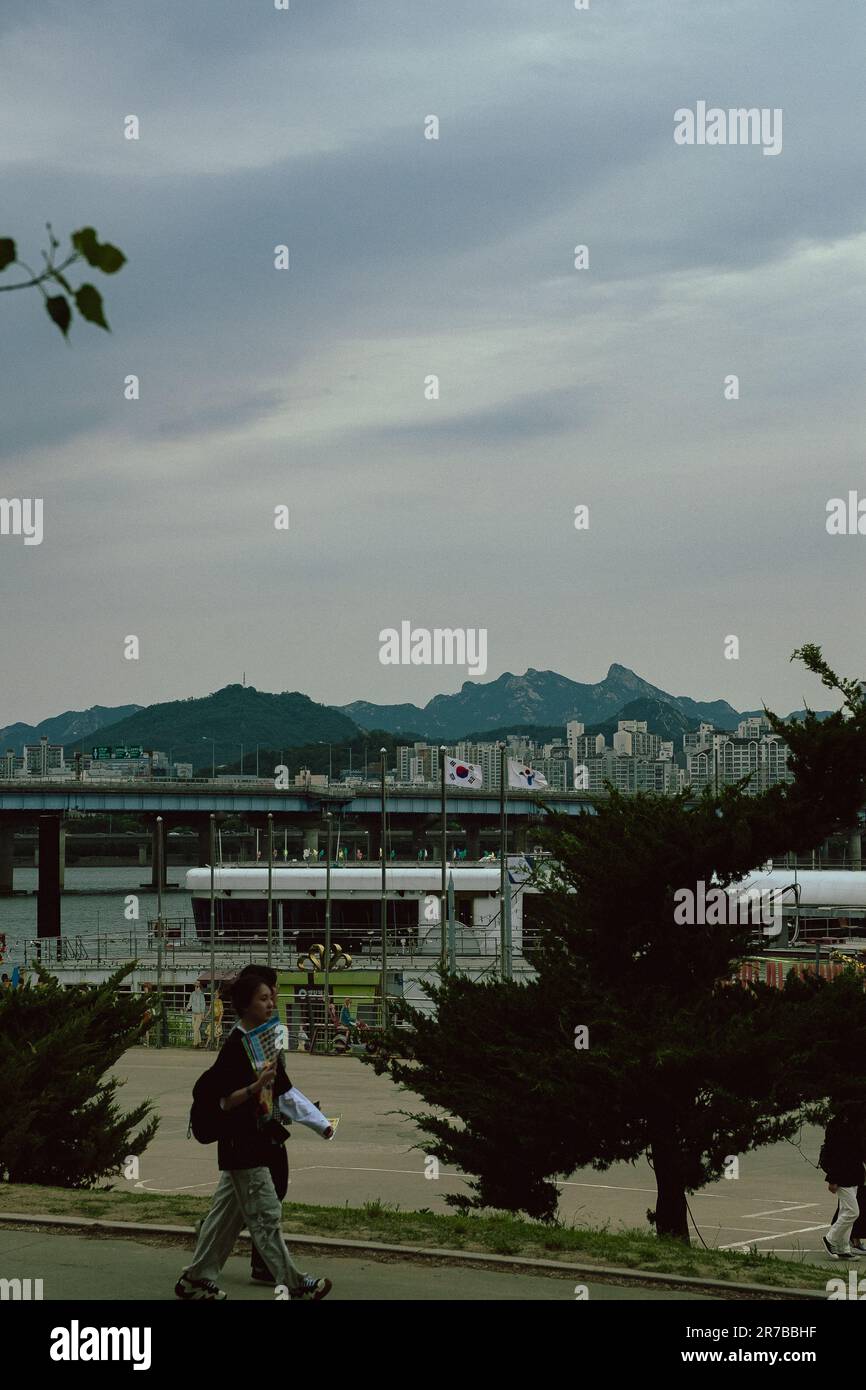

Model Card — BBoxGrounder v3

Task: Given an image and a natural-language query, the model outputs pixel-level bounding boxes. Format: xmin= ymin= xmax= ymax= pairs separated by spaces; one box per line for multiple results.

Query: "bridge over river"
xmin=0 ymin=778 xmax=598 ymax=937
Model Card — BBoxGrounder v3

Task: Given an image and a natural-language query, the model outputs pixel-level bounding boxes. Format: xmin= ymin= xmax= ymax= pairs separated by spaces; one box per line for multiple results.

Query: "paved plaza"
xmin=114 ymin=1047 xmax=834 ymax=1262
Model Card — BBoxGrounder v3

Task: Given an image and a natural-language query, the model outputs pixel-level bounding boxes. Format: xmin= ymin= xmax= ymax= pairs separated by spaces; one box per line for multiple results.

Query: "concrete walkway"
xmin=0 ymin=1229 xmax=714 ymax=1301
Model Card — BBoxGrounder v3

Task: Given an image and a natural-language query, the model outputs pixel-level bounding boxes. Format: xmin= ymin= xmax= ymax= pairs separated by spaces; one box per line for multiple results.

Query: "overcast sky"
xmin=1 ymin=0 xmax=863 ymax=725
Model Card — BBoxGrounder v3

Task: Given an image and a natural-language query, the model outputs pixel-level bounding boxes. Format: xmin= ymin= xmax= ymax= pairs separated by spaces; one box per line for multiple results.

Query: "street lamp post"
xmin=325 ymin=812 xmax=333 ymax=1052
xmin=155 ymin=816 xmax=164 ymax=1049
xmin=267 ymin=813 xmax=274 ymax=967
xmin=499 ymin=744 xmax=511 ymax=981
xmin=380 ymin=749 xmax=388 ymax=1029
xmin=208 ymin=814 xmax=216 ymax=1049
xmin=440 ymin=745 xmax=447 ymax=973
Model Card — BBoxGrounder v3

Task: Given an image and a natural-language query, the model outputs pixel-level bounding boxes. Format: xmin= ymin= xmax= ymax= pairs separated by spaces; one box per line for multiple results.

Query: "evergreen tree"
xmin=0 ymin=963 xmax=158 ymax=1187
xmin=369 ymin=648 xmax=866 ymax=1240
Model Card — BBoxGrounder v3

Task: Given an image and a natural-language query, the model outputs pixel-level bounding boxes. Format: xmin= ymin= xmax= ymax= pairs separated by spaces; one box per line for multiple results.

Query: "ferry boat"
xmin=185 ymin=859 xmax=545 ymax=955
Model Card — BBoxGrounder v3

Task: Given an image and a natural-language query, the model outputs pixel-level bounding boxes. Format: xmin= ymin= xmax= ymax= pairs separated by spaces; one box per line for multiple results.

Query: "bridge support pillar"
xmin=851 ymin=825 xmax=862 ymax=871
xmin=303 ymin=826 xmax=319 ymax=858
xmin=0 ymin=823 xmax=14 ymax=894
xmin=149 ymin=822 xmax=168 ymax=890
xmin=198 ymin=822 xmax=212 ymax=867
xmin=37 ymin=815 xmax=62 ymax=939
xmin=513 ymin=821 xmax=528 ymax=853
xmin=407 ymin=818 xmax=429 ymax=860
xmin=367 ymin=822 xmax=382 ymax=861
xmin=465 ymin=824 xmax=481 ymax=861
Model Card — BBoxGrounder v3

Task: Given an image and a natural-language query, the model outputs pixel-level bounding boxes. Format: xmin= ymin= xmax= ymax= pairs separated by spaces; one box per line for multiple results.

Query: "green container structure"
xmin=276 ymin=968 xmax=396 ymax=1053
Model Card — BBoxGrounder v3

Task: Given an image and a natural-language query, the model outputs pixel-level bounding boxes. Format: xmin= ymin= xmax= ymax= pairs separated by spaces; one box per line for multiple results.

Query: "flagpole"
xmin=379 ymin=748 xmax=388 ymax=1030
xmin=500 ymin=744 xmax=509 ymax=979
xmin=440 ymin=745 xmax=447 ymax=973
xmin=208 ymin=814 xmax=216 ymax=1051
xmin=447 ymin=870 xmax=456 ymax=973
xmin=267 ymin=813 xmax=274 ymax=968
xmin=325 ymin=811 xmax=332 ymax=1052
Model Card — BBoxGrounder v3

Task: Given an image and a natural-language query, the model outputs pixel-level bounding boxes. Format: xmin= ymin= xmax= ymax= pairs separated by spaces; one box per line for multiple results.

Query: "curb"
xmin=0 ymin=1212 xmax=825 ymax=1299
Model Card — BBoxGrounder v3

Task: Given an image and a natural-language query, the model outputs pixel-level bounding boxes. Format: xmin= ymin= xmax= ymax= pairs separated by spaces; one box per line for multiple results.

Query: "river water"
xmin=0 ymin=866 xmax=195 ymax=938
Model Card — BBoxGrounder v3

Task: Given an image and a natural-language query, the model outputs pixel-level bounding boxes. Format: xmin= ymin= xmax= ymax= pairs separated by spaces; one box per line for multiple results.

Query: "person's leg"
xmin=193 ymin=1015 xmax=202 ymax=1047
xmin=251 ymin=1148 xmax=289 ymax=1277
xmin=827 ymin=1185 xmax=859 ymax=1252
xmin=231 ymin=1167 xmax=303 ymax=1292
xmin=183 ymin=1170 xmax=246 ymax=1283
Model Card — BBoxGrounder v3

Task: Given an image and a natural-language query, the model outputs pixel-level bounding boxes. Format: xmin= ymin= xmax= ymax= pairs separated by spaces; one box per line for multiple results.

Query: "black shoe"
xmin=290 ymin=1275 xmax=332 ymax=1301
xmin=823 ymin=1235 xmax=856 ymax=1260
xmin=175 ymin=1274 xmax=227 ymax=1300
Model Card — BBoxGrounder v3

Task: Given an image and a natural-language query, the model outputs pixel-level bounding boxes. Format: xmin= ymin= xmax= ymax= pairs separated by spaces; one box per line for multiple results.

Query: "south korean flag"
xmin=445 ymin=757 xmax=483 ymax=788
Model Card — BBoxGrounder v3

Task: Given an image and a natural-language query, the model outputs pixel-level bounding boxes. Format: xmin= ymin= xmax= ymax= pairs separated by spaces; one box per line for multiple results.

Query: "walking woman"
xmin=175 ymin=973 xmax=332 ymax=1300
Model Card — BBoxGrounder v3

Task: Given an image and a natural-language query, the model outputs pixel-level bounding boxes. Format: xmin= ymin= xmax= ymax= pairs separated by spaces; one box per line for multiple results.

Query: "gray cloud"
xmin=0 ymin=0 xmax=863 ymax=724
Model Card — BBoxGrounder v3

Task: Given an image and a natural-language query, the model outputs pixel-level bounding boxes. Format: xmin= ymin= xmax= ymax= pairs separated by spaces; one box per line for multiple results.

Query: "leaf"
xmin=46 ymin=294 xmax=71 ymax=337
xmin=70 ymin=227 xmax=100 ymax=264
xmin=75 ymin=283 xmax=109 ymax=330
xmin=71 ymin=227 xmax=126 ymax=275
xmin=0 ymin=238 xmax=15 ymax=271
xmin=94 ymin=241 xmax=125 ymax=274
xmin=51 ymin=269 xmax=74 ymax=294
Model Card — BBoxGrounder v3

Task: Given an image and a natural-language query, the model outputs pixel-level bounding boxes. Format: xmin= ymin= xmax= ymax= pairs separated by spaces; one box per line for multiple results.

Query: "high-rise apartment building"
xmin=23 ymin=736 xmax=65 ymax=776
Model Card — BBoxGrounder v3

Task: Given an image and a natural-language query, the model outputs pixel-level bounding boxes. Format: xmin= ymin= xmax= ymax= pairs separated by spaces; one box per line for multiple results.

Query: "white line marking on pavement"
xmin=678 ymin=1227 xmax=782 ymax=1240
xmin=719 ymin=1224 xmax=828 ymax=1249
xmin=290 ymin=1165 xmax=464 ymax=1178
xmin=741 ymin=1204 xmax=820 ymax=1218
xmin=134 ymin=1180 xmax=216 ymax=1193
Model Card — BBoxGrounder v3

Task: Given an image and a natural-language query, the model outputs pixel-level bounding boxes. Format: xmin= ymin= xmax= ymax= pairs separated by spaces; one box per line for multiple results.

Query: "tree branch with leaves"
xmin=0 ymin=223 xmax=126 ymax=338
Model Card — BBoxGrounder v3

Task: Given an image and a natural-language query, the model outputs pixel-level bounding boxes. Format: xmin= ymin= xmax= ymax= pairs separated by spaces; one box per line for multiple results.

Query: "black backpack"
xmin=188 ymin=1064 xmax=228 ymax=1145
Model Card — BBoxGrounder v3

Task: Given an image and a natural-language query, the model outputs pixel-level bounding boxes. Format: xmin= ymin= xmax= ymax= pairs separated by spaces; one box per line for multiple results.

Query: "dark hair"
xmin=237 ymin=964 xmax=277 ymax=989
xmin=230 ymin=972 xmax=273 ymax=1013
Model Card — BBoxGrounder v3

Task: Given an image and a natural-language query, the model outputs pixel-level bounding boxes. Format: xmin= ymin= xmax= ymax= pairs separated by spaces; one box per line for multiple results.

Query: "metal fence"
xmin=7 ymin=919 xmax=545 ymax=970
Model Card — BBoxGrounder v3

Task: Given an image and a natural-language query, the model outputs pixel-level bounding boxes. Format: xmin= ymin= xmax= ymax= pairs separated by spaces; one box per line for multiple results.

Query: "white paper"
xmin=278 ymin=1085 xmax=334 ymax=1137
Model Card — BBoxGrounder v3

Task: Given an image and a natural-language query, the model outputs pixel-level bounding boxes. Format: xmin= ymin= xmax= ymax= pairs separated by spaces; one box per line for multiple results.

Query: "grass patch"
xmin=0 ymin=1182 xmax=832 ymax=1292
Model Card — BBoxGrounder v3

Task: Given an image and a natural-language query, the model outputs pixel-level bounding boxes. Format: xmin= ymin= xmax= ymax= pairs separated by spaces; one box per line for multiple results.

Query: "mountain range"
xmin=337 ymin=665 xmax=745 ymax=738
xmin=1 ymin=665 xmax=833 ymax=766
xmin=0 ymin=705 xmax=142 ymax=756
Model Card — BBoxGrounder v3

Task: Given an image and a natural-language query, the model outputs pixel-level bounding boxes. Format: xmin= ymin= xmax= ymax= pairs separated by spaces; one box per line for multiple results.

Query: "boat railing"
xmin=9 ymin=920 xmax=545 ymax=969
